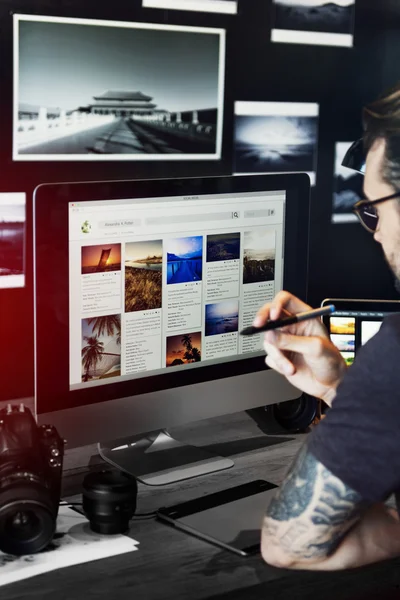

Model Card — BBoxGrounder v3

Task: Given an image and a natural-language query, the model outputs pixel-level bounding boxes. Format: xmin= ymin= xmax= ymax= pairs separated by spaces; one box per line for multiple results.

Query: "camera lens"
xmin=0 ymin=482 xmax=57 ymax=556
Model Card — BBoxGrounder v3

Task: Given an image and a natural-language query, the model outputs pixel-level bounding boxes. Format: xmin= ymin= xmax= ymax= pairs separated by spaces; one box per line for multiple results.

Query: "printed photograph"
xmin=143 ymin=0 xmax=238 ymax=13
xmin=125 ymin=241 xmax=162 ymax=312
xmin=361 ymin=321 xmax=382 ymax=346
xmin=340 ymin=351 xmax=355 ymax=367
xmin=166 ymin=332 xmax=202 ymax=367
xmin=271 ymin=0 xmax=356 ymax=47
xmin=332 ymin=141 xmax=363 ymax=224
xmin=234 ymin=102 xmax=319 ymax=184
xmin=205 ymin=300 xmax=239 ymax=336
xmin=243 ymin=230 xmax=275 ymax=285
xmin=0 ymin=193 xmax=25 ymax=289
xmin=81 ymin=243 xmax=121 ymax=274
xmin=14 ymin=15 xmax=225 ymax=161
xmin=206 ymin=232 xmax=240 ymax=262
xmin=330 ymin=316 xmax=355 ymax=335
xmin=166 ymin=236 xmax=203 ymax=284
xmin=330 ymin=334 xmax=355 ymax=352
xmin=81 ymin=314 xmax=121 ymax=382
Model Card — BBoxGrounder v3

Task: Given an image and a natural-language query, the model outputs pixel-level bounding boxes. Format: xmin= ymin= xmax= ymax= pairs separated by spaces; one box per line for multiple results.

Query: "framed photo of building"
xmin=271 ymin=0 xmax=356 ymax=48
xmin=13 ymin=14 xmax=225 ymax=161
xmin=332 ymin=141 xmax=363 ymax=224
xmin=234 ymin=101 xmax=319 ymax=185
xmin=142 ymin=0 xmax=238 ymax=13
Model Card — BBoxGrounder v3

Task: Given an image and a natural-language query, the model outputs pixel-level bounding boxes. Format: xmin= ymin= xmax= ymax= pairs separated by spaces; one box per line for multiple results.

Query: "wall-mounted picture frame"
xmin=234 ymin=101 xmax=319 ymax=185
xmin=271 ymin=0 xmax=356 ymax=48
xmin=13 ymin=14 xmax=226 ymax=162
xmin=143 ymin=0 xmax=238 ymax=13
xmin=332 ymin=141 xmax=363 ymax=224
xmin=0 ymin=193 xmax=26 ymax=289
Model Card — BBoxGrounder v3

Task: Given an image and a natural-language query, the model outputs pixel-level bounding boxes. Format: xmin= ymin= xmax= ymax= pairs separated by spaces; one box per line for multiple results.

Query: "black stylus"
xmin=240 ymin=305 xmax=336 ymax=336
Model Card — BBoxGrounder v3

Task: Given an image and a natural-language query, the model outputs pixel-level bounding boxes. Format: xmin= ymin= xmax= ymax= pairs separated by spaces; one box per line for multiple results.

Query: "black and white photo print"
xmin=0 ymin=193 xmax=25 ymax=289
xmin=142 ymin=0 xmax=238 ymax=13
xmin=234 ymin=101 xmax=319 ymax=185
xmin=14 ymin=15 xmax=225 ymax=161
xmin=332 ymin=141 xmax=363 ymax=224
xmin=271 ymin=0 xmax=356 ymax=48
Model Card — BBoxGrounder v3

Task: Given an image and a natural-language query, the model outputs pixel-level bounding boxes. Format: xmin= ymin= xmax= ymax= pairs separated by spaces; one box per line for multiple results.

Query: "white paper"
xmin=0 ymin=506 xmax=139 ymax=587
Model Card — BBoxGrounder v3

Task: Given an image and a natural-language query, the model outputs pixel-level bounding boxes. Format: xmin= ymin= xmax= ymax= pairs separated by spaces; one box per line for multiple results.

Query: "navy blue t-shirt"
xmin=308 ymin=314 xmax=400 ymax=503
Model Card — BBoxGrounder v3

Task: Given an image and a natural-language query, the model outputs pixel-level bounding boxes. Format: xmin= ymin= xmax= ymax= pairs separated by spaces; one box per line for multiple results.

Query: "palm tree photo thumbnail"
xmin=81 ymin=314 xmax=121 ymax=382
xmin=166 ymin=332 xmax=202 ymax=367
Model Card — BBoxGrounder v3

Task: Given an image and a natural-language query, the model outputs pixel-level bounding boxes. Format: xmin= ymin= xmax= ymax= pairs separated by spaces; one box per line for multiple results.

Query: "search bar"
xmin=244 ymin=209 xmax=276 ymax=219
xmin=146 ymin=211 xmax=240 ymax=226
xmin=99 ymin=219 xmax=141 ymax=228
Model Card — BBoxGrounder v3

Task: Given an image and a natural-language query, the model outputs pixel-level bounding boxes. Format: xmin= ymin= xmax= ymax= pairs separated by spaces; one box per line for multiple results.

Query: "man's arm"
xmin=262 ymin=441 xmax=400 ymax=571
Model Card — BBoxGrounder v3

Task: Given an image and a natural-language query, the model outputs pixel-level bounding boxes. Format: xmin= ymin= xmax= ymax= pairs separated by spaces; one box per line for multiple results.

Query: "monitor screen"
xmin=69 ymin=190 xmax=284 ymax=391
xmin=34 ymin=175 xmax=310 ymax=447
xmin=322 ymin=300 xmax=400 ymax=367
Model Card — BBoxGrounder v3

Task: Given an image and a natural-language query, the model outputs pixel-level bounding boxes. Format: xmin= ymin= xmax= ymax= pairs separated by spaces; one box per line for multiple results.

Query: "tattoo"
xmin=264 ymin=442 xmax=369 ymax=560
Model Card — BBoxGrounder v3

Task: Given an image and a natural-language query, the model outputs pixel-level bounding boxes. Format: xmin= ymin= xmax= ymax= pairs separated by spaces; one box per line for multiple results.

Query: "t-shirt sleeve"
xmin=308 ymin=315 xmax=400 ymax=503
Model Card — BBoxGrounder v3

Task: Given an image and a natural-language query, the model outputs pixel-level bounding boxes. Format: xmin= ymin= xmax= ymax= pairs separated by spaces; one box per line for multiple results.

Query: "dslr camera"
xmin=0 ymin=404 xmax=64 ymax=556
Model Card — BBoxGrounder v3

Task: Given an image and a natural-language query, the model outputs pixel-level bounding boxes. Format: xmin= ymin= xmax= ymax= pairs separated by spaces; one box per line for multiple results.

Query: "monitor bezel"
xmin=34 ymin=174 xmax=310 ymax=416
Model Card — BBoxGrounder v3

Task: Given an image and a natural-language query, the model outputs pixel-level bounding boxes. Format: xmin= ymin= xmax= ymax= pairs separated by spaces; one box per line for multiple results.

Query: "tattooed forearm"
xmin=263 ymin=442 xmax=369 ymax=562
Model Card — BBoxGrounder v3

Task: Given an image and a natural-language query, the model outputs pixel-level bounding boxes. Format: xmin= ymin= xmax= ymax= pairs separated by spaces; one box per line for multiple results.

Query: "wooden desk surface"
xmin=2 ymin=410 xmax=400 ymax=600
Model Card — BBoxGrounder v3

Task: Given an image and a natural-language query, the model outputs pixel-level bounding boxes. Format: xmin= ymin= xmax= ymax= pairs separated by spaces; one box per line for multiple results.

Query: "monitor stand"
xmin=98 ymin=430 xmax=234 ymax=486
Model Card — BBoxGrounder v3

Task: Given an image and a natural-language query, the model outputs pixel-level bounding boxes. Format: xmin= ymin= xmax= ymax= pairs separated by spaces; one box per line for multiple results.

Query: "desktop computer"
xmin=34 ymin=174 xmax=310 ymax=485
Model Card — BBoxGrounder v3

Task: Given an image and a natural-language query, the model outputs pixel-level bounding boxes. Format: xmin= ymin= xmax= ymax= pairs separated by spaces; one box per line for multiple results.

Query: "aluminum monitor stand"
xmin=98 ymin=430 xmax=234 ymax=486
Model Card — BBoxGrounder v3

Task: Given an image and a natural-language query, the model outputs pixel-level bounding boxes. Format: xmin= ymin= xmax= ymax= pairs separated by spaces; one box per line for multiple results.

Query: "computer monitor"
xmin=34 ymin=174 xmax=310 ymax=485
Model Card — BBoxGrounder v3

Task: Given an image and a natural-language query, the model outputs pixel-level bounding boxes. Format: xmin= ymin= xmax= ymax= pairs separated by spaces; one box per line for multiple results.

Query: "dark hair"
xmin=363 ymin=82 xmax=400 ymax=190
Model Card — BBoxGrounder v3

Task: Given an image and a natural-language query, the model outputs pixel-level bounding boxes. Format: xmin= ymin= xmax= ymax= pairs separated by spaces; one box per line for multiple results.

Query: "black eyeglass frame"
xmin=352 ymin=191 xmax=400 ymax=233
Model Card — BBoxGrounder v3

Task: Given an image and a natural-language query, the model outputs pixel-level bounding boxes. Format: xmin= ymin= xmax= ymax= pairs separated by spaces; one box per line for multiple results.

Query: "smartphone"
xmin=157 ymin=479 xmax=278 ymax=556
xmin=321 ymin=298 xmax=400 ymax=366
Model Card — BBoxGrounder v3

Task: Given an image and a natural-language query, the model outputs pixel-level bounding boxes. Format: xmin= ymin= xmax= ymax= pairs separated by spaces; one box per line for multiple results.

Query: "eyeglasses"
xmin=352 ymin=192 xmax=400 ymax=233
xmin=341 ymin=137 xmax=400 ymax=233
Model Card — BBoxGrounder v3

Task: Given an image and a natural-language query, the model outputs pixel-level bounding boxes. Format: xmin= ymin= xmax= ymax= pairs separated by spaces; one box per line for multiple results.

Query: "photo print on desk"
xmin=143 ymin=0 xmax=238 ymax=13
xmin=13 ymin=14 xmax=225 ymax=161
xmin=81 ymin=314 xmax=121 ymax=382
xmin=332 ymin=141 xmax=363 ymax=224
xmin=234 ymin=101 xmax=319 ymax=185
xmin=0 ymin=193 xmax=26 ymax=289
xmin=271 ymin=0 xmax=356 ymax=47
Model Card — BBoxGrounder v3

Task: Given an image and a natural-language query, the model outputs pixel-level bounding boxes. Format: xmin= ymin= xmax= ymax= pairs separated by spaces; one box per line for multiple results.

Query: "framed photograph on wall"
xmin=13 ymin=15 xmax=226 ymax=161
xmin=142 ymin=0 xmax=238 ymax=13
xmin=0 ymin=193 xmax=26 ymax=289
xmin=234 ymin=101 xmax=319 ymax=185
xmin=332 ymin=141 xmax=363 ymax=224
xmin=271 ymin=0 xmax=356 ymax=48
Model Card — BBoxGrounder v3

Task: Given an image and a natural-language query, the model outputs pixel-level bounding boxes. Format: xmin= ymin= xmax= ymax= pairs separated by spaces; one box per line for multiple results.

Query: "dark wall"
xmin=1 ymin=0 xmax=399 ymax=401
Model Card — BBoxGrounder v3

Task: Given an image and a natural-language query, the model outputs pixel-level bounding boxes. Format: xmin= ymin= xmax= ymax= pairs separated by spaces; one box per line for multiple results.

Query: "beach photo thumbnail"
xmin=206 ymin=232 xmax=240 ymax=262
xmin=125 ymin=240 xmax=162 ymax=313
xmin=166 ymin=332 xmax=202 ymax=367
xmin=166 ymin=236 xmax=203 ymax=284
xmin=330 ymin=317 xmax=355 ymax=335
xmin=234 ymin=101 xmax=319 ymax=184
xmin=271 ymin=0 xmax=356 ymax=47
xmin=205 ymin=299 xmax=239 ymax=336
xmin=243 ymin=229 xmax=275 ymax=285
xmin=81 ymin=314 xmax=121 ymax=382
xmin=81 ymin=243 xmax=121 ymax=274
xmin=330 ymin=334 xmax=355 ymax=353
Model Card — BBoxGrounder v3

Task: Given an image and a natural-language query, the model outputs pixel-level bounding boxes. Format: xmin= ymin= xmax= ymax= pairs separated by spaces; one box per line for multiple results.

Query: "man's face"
xmin=364 ymin=139 xmax=400 ymax=287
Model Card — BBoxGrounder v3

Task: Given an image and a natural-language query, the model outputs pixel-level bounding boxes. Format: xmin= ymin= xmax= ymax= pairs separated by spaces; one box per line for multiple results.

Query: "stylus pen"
xmin=240 ymin=305 xmax=336 ymax=336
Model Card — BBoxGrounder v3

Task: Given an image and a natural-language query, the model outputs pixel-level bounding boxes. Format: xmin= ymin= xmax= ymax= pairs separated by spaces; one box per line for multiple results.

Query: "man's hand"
xmin=254 ymin=291 xmax=347 ymax=406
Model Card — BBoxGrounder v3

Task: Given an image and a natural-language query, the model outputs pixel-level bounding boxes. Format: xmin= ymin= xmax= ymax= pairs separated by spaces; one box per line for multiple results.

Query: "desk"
xmin=2 ymin=410 xmax=400 ymax=600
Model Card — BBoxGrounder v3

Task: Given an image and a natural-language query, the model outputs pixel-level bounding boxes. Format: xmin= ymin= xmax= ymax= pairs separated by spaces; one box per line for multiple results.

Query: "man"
xmin=257 ymin=82 xmax=400 ymax=571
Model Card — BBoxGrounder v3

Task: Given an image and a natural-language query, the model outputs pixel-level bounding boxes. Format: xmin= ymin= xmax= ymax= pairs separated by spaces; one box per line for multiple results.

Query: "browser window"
xmin=68 ymin=190 xmax=286 ymax=389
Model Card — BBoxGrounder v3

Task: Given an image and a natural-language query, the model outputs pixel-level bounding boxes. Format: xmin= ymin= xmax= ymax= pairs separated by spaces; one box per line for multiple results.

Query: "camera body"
xmin=0 ymin=404 xmax=64 ymax=555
